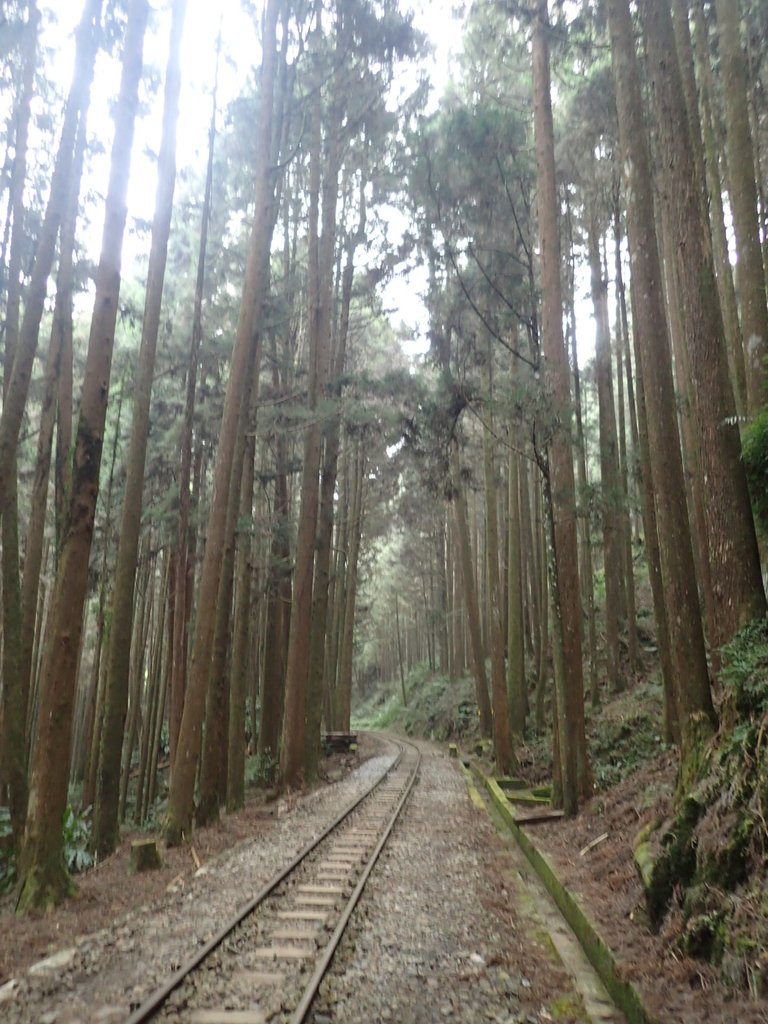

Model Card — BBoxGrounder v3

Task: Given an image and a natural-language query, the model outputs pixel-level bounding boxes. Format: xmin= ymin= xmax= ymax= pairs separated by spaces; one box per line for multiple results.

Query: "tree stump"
xmin=448 ymin=744 xmax=458 ymax=758
xmin=130 ymin=838 xmax=162 ymax=873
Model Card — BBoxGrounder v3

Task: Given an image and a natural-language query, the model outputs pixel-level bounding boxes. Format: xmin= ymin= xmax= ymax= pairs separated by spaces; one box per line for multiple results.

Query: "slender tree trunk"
xmin=93 ymin=0 xmax=187 ymax=859
xmin=17 ymin=0 xmax=149 ymax=911
xmin=336 ymin=443 xmax=365 ymax=733
xmin=226 ymin=432 xmax=257 ymax=811
xmin=691 ymin=3 xmax=747 ymax=417
xmin=0 ymin=0 xmax=101 ymax=523
xmin=0 ymin=0 xmax=39 ymax=851
xmin=482 ymin=345 xmax=514 ymax=773
xmin=588 ymin=202 xmax=623 ymax=693
xmin=450 ymin=443 xmax=493 ymax=738
xmin=507 ymin=443 xmax=526 ymax=738
xmin=531 ymin=0 xmax=589 ymax=813
xmin=169 ymin=52 xmax=218 ymax=775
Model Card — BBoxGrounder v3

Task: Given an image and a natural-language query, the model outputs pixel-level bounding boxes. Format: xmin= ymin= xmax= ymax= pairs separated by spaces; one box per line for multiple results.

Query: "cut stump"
xmin=130 ymin=838 xmax=162 ymax=873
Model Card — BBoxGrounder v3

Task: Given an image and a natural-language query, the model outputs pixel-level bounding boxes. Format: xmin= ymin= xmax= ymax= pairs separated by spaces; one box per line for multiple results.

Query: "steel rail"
xmin=289 ymin=738 xmax=421 ymax=1023
xmin=125 ymin=735 xmax=405 ymax=1024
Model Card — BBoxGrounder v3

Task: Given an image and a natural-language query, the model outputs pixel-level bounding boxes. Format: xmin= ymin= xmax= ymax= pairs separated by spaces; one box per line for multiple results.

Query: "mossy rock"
xmin=680 ymin=911 xmax=728 ymax=962
xmin=634 ymin=795 xmax=703 ymax=929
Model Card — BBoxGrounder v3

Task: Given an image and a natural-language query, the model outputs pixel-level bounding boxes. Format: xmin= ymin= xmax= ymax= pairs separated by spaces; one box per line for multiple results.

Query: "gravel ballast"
xmin=0 ymin=738 xmax=593 ymax=1023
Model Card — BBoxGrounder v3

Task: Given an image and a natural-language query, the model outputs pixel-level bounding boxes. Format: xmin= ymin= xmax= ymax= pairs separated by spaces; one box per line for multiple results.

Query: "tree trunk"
xmin=482 ymin=345 xmax=514 ymax=773
xmin=163 ymin=0 xmax=282 ymax=845
xmin=640 ymin=0 xmax=766 ymax=646
xmin=715 ymin=0 xmax=768 ymax=414
xmin=531 ymin=0 xmax=589 ymax=813
xmin=588 ymin=202 xmax=623 ymax=693
xmin=93 ymin=0 xmax=187 ymax=859
xmin=691 ymin=2 xmax=747 ymax=417
xmin=605 ymin=0 xmax=714 ymax=769
xmin=16 ymin=0 xmax=149 ymax=912
xmin=0 ymin=0 xmax=101 ymax=523
xmin=450 ymin=442 xmax=493 ymax=738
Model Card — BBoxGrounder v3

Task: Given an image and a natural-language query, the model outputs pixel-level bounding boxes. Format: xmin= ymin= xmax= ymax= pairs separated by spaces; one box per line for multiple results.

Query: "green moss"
xmin=549 ymin=992 xmax=590 ymax=1022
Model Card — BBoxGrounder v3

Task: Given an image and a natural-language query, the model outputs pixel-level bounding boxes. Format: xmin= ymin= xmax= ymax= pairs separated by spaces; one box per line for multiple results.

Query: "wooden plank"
xmin=188 ymin=1011 xmax=265 ymax=1024
xmin=514 ymin=810 xmax=565 ymax=826
xmin=254 ymin=945 xmax=312 ymax=961
xmin=276 ymin=910 xmax=328 ymax=922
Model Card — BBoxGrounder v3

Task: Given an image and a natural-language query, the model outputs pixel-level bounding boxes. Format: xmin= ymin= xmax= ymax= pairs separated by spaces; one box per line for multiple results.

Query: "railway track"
xmin=125 ymin=736 xmax=421 ymax=1024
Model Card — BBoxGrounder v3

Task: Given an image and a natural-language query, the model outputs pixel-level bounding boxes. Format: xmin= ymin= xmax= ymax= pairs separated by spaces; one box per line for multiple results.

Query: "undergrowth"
xmin=645 ymin=618 xmax=768 ymax=998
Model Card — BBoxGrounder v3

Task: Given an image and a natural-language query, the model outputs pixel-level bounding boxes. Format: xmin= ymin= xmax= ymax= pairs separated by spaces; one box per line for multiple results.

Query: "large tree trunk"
xmin=715 ymin=0 xmax=768 ymax=414
xmin=16 ymin=0 xmax=149 ymax=912
xmin=163 ymin=0 xmax=282 ymax=846
xmin=93 ymin=0 xmax=187 ymax=860
xmin=605 ymin=0 xmax=714 ymax=775
xmin=531 ymin=0 xmax=589 ymax=814
xmin=279 ymin=63 xmax=338 ymax=788
xmin=640 ymin=0 xmax=766 ymax=646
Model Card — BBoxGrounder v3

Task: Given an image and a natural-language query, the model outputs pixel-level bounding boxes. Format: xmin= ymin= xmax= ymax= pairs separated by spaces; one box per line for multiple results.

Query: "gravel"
xmin=1 ymin=739 xmax=588 ymax=1024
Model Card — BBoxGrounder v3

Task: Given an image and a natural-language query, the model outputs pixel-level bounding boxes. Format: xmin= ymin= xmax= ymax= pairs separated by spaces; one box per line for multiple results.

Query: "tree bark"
xmin=715 ymin=0 xmax=768 ymax=414
xmin=605 ymin=0 xmax=714 ymax=768
xmin=163 ymin=0 xmax=282 ymax=846
xmin=16 ymin=0 xmax=149 ymax=912
xmin=0 ymin=0 xmax=101 ymax=524
xmin=93 ymin=0 xmax=187 ymax=860
xmin=531 ymin=0 xmax=589 ymax=813
xmin=640 ymin=0 xmax=766 ymax=646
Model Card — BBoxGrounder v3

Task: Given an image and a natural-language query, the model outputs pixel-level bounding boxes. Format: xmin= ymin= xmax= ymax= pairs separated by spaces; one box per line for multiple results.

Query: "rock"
xmin=28 ymin=948 xmax=77 ymax=977
xmin=0 ymin=978 xmax=19 ymax=1002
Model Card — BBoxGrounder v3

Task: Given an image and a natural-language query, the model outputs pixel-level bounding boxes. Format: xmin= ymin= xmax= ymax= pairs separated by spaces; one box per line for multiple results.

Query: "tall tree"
xmin=605 ymin=0 xmax=714 ymax=777
xmin=0 ymin=0 xmax=101 ymax=523
xmin=640 ymin=0 xmax=766 ymax=647
xmin=16 ymin=0 xmax=150 ymax=911
xmin=1 ymin=0 xmax=39 ymax=851
xmin=531 ymin=0 xmax=589 ymax=813
xmin=93 ymin=0 xmax=187 ymax=860
xmin=163 ymin=0 xmax=283 ymax=845
xmin=715 ymin=0 xmax=768 ymax=413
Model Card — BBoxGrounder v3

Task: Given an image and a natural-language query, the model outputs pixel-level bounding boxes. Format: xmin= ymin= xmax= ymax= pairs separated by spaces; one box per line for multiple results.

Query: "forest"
xmin=0 ymin=0 xmax=767 ymax=1006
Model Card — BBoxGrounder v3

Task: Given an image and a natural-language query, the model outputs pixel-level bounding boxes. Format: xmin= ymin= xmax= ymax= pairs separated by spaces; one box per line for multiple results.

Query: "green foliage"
xmin=586 ymin=680 xmax=667 ymax=790
xmin=0 ymin=807 xmax=15 ymax=894
xmin=741 ymin=409 xmax=768 ymax=537
xmin=62 ymin=805 xmax=94 ymax=875
xmin=244 ymin=752 xmax=277 ymax=788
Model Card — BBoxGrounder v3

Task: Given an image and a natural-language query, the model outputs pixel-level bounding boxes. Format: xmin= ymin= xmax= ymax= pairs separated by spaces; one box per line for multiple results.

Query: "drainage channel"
xmin=463 ymin=766 xmax=627 ymax=1024
xmin=126 ymin=739 xmax=421 ymax=1024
